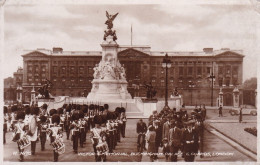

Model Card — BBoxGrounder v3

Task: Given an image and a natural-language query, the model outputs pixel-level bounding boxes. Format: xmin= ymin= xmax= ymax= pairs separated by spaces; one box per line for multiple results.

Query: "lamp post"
xmin=209 ymin=62 xmax=215 ymax=107
xmin=162 ymin=53 xmax=172 ymax=110
xmin=188 ymin=80 xmax=196 ymax=105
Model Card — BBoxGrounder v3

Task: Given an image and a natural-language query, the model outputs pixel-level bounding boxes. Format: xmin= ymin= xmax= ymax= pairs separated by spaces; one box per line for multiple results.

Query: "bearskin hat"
xmin=42 ymin=103 xmax=48 ymax=110
xmin=52 ymin=114 xmax=60 ymax=124
xmin=62 ymin=104 xmax=67 ymax=109
xmin=24 ymin=107 xmax=31 ymax=115
xmin=71 ymin=112 xmax=80 ymax=121
xmin=72 ymin=104 xmax=76 ymax=110
xmin=104 ymin=104 xmax=109 ymax=110
xmin=78 ymin=110 xmax=84 ymax=119
xmin=112 ymin=112 xmax=118 ymax=120
xmin=94 ymin=105 xmax=98 ymax=110
xmin=40 ymin=115 xmax=47 ymax=122
xmin=82 ymin=105 xmax=88 ymax=113
xmin=4 ymin=106 xmax=8 ymax=114
xmin=57 ymin=108 xmax=63 ymax=115
xmin=115 ymin=107 xmax=121 ymax=113
xmin=30 ymin=107 xmax=39 ymax=115
xmin=11 ymin=105 xmax=18 ymax=112
xmin=120 ymin=107 xmax=126 ymax=113
xmin=106 ymin=112 xmax=112 ymax=120
xmin=89 ymin=104 xmax=94 ymax=110
xmin=76 ymin=104 xmax=81 ymax=110
xmin=99 ymin=106 xmax=104 ymax=112
xmin=101 ymin=115 xmax=107 ymax=124
xmin=49 ymin=109 xmax=57 ymax=116
xmin=16 ymin=111 xmax=25 ymax=120
xmin=93 ymin=115 xmax=103 ymax=124
xmin=66 ymin=106 xmax=71 ymax=113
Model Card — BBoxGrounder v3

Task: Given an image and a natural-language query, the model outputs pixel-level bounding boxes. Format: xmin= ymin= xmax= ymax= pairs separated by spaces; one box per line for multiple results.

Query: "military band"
xmin=4 ymin=102 xmax=204 ymax=162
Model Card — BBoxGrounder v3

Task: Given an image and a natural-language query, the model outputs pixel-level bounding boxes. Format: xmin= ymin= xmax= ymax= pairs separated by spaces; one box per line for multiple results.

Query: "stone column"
xmin=233 ymin=86 xmax=239 ymax=108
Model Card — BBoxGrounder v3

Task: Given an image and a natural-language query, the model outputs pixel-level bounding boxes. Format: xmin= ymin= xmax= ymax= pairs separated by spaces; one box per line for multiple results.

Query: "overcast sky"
xmin=3 ymin=0 xmax=259 ymax=82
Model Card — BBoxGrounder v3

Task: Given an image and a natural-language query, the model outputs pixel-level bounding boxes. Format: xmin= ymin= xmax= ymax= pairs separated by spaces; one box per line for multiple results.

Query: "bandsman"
xmin=70 ymin=112 xmax=80 ymax=153
xmin=49 ymin=114 xmax=63 ymax=162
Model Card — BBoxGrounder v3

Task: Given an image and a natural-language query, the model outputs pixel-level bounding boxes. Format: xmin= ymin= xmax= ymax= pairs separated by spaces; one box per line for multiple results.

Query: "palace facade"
xmin=21 ymin=46 xmax=244 ymax=106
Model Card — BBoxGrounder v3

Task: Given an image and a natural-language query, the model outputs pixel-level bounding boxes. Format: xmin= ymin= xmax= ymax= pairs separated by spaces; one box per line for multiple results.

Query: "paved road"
xmin=3 ymin=119 xmax=254 ymax=162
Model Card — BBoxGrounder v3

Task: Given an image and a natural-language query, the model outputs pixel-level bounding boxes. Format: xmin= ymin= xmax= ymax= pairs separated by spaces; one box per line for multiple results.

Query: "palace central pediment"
xmin=118 ymin=48 xmax=150 ymax=58
xmin=21 ymin=50 xmax=49 ymax=57
xmin=215 ymin=51 xmax=244 ymax=58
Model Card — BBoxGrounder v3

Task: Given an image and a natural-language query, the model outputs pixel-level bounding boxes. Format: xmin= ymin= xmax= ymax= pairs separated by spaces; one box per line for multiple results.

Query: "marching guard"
xmin=48 ymin=114 xmax=64 ymax=162
xmin=39 ymin=115 xmax=48 ymax=151
xmin=70 ymin=112 xmax=80 ymax=153
xmin=64 ymin=106 xmax=71 ymax=140
xmin=90 ymin=115 xmax=108 ymax=162
xmin=12 ymin=111 xmax=29 ymax=162
xmin=120 ymin=107 xmax=127 ymax=138
xmin=28 ymin=107 xmax=39 ymax=155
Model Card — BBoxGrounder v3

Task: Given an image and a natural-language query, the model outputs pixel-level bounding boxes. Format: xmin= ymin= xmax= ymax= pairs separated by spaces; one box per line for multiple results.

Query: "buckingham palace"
xmin=18 ymin=46 xmax=244 ymax=106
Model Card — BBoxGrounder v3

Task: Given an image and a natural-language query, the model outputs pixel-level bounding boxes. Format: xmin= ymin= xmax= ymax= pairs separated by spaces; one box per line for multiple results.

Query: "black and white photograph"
xmin=1 ymin=0 xmax=259 ymax=163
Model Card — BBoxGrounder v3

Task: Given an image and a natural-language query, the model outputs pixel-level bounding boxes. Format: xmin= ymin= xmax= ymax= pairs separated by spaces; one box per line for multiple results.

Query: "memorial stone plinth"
xmin=87 ymin=36 xmax=132 ymax=101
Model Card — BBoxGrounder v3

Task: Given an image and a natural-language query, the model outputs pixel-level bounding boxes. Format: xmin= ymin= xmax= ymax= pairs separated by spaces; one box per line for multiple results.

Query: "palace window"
xmin=197 ymin=67 xmax=202 ymax=75
xmin=179 ymin=67 xmax=183 ymax=75
xmin=160 ymin=79 xmax=165 ymax=87
xmin=188 ymin=67 xmax=193 ymax=75
xmin=28 ymin=66 xmax=33 ymax=72
xmin=61 ymin=66 xmax=66 ymax=74
xmin=79 ymin=67 xmax=84 ymax=74
xmin=35 ymin=66 xmax=39 ymax=72
xmin=207 ymin=67 xmax=211 ymax=74
xmin=42 ymin=66 xmax=46 ymax=72
xmin=70 ymin=67 xmax=75 ymax=74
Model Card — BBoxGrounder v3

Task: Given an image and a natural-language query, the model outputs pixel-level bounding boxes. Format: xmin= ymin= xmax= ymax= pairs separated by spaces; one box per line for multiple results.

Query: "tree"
xmin=242 ymin=77 xmax=257 ymax=89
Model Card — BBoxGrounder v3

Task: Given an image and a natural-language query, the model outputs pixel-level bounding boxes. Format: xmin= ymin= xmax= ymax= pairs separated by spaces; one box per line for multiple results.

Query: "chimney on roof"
xmin=221 ymin=48 xmax=230 ymax=51
xmin=53 ymin=47 xmax=63 ymax=53
xmin=203 ymin=48 xmax=213 ymax=54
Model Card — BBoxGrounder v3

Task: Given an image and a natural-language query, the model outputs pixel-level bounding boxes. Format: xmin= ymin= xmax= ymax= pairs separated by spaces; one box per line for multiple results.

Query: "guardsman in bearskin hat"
xmin=111 ymin=112 xmax=118 ymax=149
xmin=88 ymin=104 xmax=95 ymax=129
xmin=104 ymin=104 xmax=109 ymax=114
xmin=10 ymin=105 xmax=18 ymax=131
xmin=41 ymin=103 xmax=48 ymax=116
xmin=4 ymin=106 xmax=8 ymax=144
xmin=82 ymin=105 xmax=89 ymax=142
xmin=106 ymin=112 xmax=114 ymax=153
xmin=57 ymin=108 xmax=64 ymax=131
xmin=70 ymin=112 xmax=80 ymax=153
xmin=182 ymin=120 xmax=199 ymax=162
xmin=78 ymin=110 xmax=86 ymax=148
xmin=13 ymin=111 xmax=27 ymax=161
xmin=90 ymin=115 xmax=108 ymax=162
xmin=39 ymin=115 xmax=48 ymax=151
xmin=64 ymin=106 xmax=71 ymax=140
xmin=119 ymin=107 xmax=127 ymax=138
xmin=49 ymin=114 xmax=63 ymax=162
xmin=115 ymin=107 xmax=122 ymax=143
